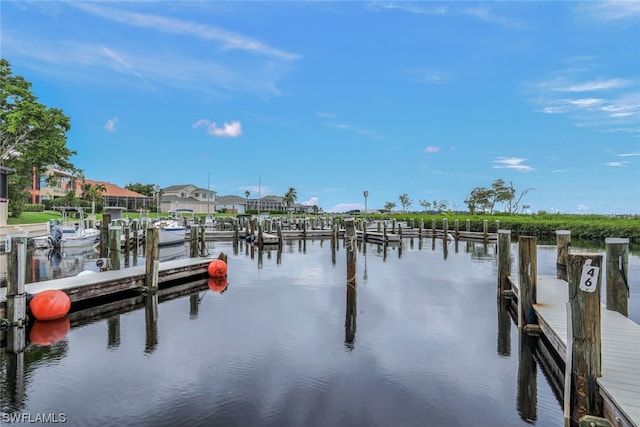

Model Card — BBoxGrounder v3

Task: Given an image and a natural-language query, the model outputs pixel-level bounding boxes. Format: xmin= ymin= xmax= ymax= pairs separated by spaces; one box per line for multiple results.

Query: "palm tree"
xmin=283 ymin=187 xmax=297 ymax=212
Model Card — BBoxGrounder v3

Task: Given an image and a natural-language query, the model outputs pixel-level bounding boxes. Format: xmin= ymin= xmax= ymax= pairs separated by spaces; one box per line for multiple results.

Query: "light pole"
xmin=363 ymin=190 xmax=368 ymax=222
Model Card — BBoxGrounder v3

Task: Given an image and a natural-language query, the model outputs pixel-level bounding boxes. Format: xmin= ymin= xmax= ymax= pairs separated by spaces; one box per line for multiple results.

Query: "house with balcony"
xmin=161 ymin=184 xmax=216 ymax=215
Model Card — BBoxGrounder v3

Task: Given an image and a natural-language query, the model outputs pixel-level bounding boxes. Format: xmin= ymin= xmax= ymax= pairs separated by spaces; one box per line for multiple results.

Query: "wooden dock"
xmin=497 ymin=231 xmax=639 ymax=427
xmin=508 ymin=275 xmax=640 ymax=427
xmin=0 ymin=257 xmax=213 ymax=318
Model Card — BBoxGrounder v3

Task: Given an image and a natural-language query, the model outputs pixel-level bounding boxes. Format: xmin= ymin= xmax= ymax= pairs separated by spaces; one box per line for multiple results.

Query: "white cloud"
xmin=577 ymin=204 xmax=589 ymax=212
xmin=604 ymin=161 xmax=630 ymax=167
xmin=194 ymin=119 xmax=243 ymax=138
xmin=618 ymin=151 xmax=640 ymax=157
xmin=492 ymin=157 xmax=534 ymax=171
xmin=553 ymin=78 xmax=632 ymax=92
xmin=424 ymin=146 xmax=440 ymax=153
xmin=70 ymin=2 xmax=299 ymax=61
xmin=576 ymin=1 xmax=640 ymax=21
xmin=301 ymin=197 xmax=319 ymax=206
xmin=104 ymin=117 xmax=118 ymax=132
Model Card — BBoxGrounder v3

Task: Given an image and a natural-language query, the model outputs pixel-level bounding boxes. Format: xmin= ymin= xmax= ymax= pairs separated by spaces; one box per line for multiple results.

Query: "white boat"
xmin=154 ymin=219 xmax=187 ymax=246
xmin=49 ymin=207 xmax=100 ymax=249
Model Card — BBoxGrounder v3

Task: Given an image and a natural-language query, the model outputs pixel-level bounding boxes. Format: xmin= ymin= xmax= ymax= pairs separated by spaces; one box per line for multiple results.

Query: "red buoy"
xmin=208 ymin=259 xmax=227 ymax=278
xmin=29 ymin=290 xmax=71 ymax=321
xmin=29 ymin=317 xmax=71 ymax=346
xmin=208 ymin=276 xmax=228 ymax=293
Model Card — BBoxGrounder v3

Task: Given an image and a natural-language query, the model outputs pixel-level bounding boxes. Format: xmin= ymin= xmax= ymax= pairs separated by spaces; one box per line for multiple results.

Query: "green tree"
xmin=384 ymin=201 xmax=396 ymax=212
xmin=398 ymin=193 xmax=412 ymax=212
xmin=418 ymin=199 xmax=431 ymax=212
xmin=465 ymin=187 xmax=492 ymax=214
xmin=124 ymin=182 xmax=157 ymax=197
xmin=1 ymin=59 xmax=75 ymax=217
xmin=283 ymin=187 xmax=297 ymax=210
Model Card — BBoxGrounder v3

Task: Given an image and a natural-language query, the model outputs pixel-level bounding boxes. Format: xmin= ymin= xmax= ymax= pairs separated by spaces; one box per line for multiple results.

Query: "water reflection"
xmin=1 ymin=237 xmax=638 ymax=427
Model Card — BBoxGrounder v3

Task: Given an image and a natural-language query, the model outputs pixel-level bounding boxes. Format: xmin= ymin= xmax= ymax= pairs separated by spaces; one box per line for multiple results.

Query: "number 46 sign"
xmin=579 ymin=259 xmax=600 ymax=293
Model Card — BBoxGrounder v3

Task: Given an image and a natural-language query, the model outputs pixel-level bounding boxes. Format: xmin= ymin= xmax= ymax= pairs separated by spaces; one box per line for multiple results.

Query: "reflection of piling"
xmin=497 ymin=297 xmax=511 ymax=357
xmin=568 ymin=253 xmax=603 ymax=422
xmin=518 ymin=236 xmax=537 ymax=329
xmin=144 ymin=293 xmax=159 ymax=354
xmin=556 ymin=230 xmax=571 ymax=281
xmin=497 ymin=230 xmax=512 ymax=297
xmin=605 ymin=238 xmax=629 ymax=317
xmin=517 ymin=332 xmax=538 ymax=422
xmin=345 ymin=218 xmax=357 ymax=349
xmin=108 ymin=316 xmax=120 ymax=348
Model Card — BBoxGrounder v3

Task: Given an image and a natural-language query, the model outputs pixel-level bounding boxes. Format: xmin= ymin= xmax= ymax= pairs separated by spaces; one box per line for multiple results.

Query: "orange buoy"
xmin=29 ymin=290 xmax=71 ymax=321
xmin=29 ymin=317 xmax=71 ymax=346
xmin=208 ymin=259 xmax=227 ymax=278
xmin=208 ymin=276 xmax=228 ymax=293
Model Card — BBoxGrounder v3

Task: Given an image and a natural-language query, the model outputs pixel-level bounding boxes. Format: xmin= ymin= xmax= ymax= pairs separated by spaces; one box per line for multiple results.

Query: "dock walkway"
xmin=0 ymin=257 xmax=212 ymax=307
xmin=509 ymin=275 xmax=640 ymax=427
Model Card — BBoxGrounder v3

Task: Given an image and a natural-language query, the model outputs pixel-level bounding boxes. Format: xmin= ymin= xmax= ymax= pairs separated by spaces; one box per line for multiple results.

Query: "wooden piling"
xmin=124 ymin=226 xmax=131 ymax=265
xmin=443 ymin=218 xmax=449 ymax=242
xmin=454 ymin=219 xmax=459 ymax=241
xmin=567 ymin=253 xmax=603 ymax=421
xmin=497 ymin=230 xmax=512 ymax=296
xmin=518 ymin=236 xmax=537 ymax=329
xmin=108 ymin=226 xmax=122 ymax=271
xmin=556 ymin=230 xmax=571 ymax=281
xmin=605 ymin=238 xmax=629 ymax=317
xmin=190 ymin=225 xmax=199 ymax=258
xmin=345 ymin=218 xmax=357 ymax=287
xmin=145 ymin=227 xmax=159 ymax=291
xmin=483 ymin=219 xmax=489 ymax=244
xmin=6 ymin=234 xmax=27 ymax=329
xmin=100 ymin=213 xmax=111 ymax=259
xmin=431 ymin=219 xmax=436 ymax=238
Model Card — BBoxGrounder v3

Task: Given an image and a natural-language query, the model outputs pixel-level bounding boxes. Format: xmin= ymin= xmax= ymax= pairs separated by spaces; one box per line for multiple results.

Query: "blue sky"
xmin=2 ymin=1 xmax=639 ymax=214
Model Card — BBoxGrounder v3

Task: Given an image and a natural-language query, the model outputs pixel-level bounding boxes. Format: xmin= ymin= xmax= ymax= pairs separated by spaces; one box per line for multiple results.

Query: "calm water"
xmin=1 ymin=238 xmax=639 ymax=427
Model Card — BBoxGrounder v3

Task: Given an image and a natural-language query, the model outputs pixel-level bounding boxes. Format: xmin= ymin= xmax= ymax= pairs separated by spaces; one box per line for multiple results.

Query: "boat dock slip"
xmin=508 ymin=275 xmax=640 ymax=427
xmin=497 ymin=231 xmax=639 ymax=427
xmin=0 ymin=257 xmax=212 ymax=311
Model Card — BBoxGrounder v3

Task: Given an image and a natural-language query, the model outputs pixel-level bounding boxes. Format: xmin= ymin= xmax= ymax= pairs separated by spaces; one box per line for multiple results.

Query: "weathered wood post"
xmin=443 ymin=218 xmax=449 ymax=242
xmin=567 ymin=253 xmax=603 ymax=421
xmin=198 ymin=224 xmax=206 ymax=256
xmin=189 ymin=225 xmax=199 ymax=258
xmin=418 ymin=219 xmax=424 ymax=239
xmin=145 ymin=227 xmax=160 ymax=291
xmin=465 ymin=219 xmax=471 ymax=233
xmin=302 ymin=218 xmax=307 ymax=241
xmin=108 ymin=225 xmax=122 ymax=271
xmin=383 ymin=220 xmax=388 ymax=242
xmin=498 ymin=230 xmax=512 ymax=297
xmin=454 ymin=219 xmax=459 ymax=241
xmin=233 ymin=221 xmax=239 ymax=246
xmin=605 ymin=237 xmax=629 ymax=317
xmin=344 ymin=219 xmax=357 ymax=349
xmin=132 ymin=220 xmax=139 ymax=262
xmin=6 ymin=234 xmax=28 ymax=334
xmin=518 ymin=236 xmax=537 ymax=330
xmin=483 ymin=219 xmax=489 ymax=244
xmin=123 ymin=226 xmax=131 ymax=266
xmin=258 ymin=223 xmax=264 ymax=251
xmin=100 ymin=213 xmax=111 ymax=260
xmin=556 ymin=230 xmax=571 ymax=281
